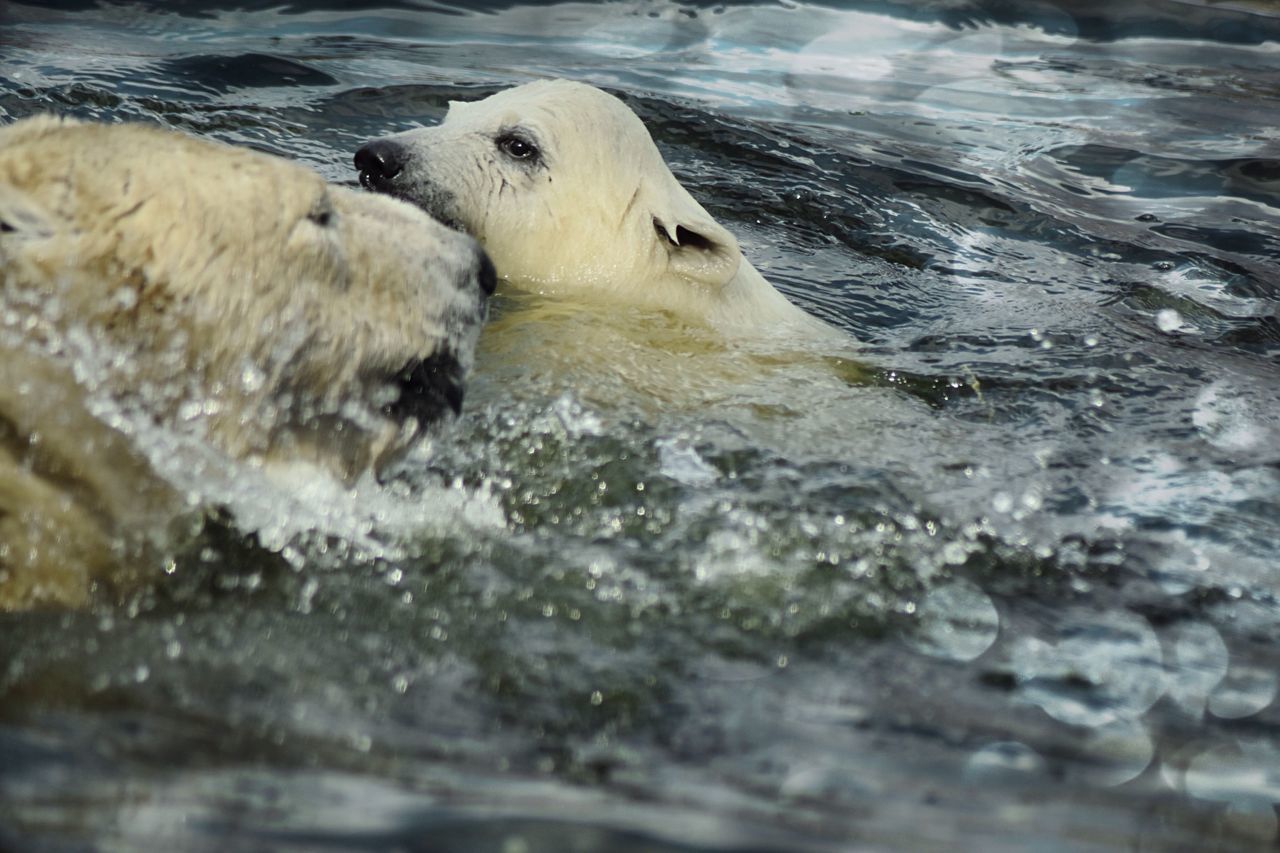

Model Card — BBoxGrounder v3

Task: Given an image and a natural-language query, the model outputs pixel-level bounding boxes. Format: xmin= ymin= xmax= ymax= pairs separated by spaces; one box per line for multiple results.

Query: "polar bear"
xmin=0 ymin=115 xmax=493 ymax=609
xmin=354 ymin=79 xmax=841 ymax=339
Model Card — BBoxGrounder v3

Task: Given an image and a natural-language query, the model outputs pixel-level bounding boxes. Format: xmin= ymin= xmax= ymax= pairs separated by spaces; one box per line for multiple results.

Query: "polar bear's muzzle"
xmin=354 ymin=139 xmax=468 ymax=235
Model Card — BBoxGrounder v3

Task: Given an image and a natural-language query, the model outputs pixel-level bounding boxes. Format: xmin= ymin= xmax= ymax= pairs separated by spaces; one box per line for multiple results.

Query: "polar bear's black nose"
xmin=354 ymin=139 xmax=409 ymax=187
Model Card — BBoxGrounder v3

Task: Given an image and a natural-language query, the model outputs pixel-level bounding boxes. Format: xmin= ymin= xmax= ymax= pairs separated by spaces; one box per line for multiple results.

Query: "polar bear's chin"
xmin=358 ymin=177 xmax=469 ymax=235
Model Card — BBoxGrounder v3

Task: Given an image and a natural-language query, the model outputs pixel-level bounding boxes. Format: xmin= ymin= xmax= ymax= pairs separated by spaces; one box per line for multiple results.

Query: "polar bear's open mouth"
xmin=385 ymin=349 xmax=467 ymax=427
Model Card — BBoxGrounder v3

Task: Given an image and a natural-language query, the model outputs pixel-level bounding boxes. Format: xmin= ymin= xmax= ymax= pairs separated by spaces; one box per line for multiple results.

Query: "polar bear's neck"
xmin=704 ymin=258 xmax=841 ymax=344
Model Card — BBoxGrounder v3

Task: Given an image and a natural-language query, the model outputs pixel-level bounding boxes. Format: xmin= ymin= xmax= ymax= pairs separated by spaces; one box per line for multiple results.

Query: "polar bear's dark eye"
xmin=306 ymin=196 xmax=336 ymax=228
xmin=496 ymin=133 xmax=540 ymax=162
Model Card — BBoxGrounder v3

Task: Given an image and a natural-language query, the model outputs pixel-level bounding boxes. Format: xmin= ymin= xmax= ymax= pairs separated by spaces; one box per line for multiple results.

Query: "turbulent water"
xmin=2 ymin=1 xmax=1280 ymax=850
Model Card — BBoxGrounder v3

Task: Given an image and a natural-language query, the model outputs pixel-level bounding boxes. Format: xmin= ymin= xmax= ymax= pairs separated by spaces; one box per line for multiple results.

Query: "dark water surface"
xmin=3 ymin=1 xmax=1280 ymax=850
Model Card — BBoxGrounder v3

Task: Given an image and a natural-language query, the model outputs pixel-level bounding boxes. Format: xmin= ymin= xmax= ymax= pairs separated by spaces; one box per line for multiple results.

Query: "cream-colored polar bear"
xmin=355 ymin=79 xmax=841 ymax=339
xmin=0 ymin=115 xmax=492 ymax=609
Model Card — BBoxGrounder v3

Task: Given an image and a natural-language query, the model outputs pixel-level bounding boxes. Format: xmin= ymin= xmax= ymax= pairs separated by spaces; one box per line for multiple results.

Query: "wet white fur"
xmin=375 ymin=79 xmax=843 ymax=340
xmin=0 ymin=116 xmax=487 ymax=608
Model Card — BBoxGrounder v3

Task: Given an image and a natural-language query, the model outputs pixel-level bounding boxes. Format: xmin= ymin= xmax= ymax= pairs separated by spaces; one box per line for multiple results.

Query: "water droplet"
xmin=111 ymin=286 xmax=138 ymax=310
xmin=240 ymin=363 xmax=266 ymax=392
xmin=1185 ymin=739 xmax=1280 ymax=808
xmin=1156 ymin=309 xmax=1182 ymax=332
xmin=1209 ymin=664 xmax=1278 ymax=720
xmin=1222 ymin=801 xmax=1280 ymax=841
xmin=297 ymin=577 xmax=319 ymax=614
xmin=908 ymin=580 xmax=999 ymax=662
xmin=1072 ymin=719 xmax=1154 ymax=787
xmin=964 ymin=741 xmax=1046 ymax=782
xmin=501 ymin=837 xmax=531 ymax=853
xmin=1010 ymin=609 xmax=1166 ymax=727
xmin=656 ymin=436 xmax=719 ymax=486
xmin=1164 ymin=622 xmax=1228 ymax=717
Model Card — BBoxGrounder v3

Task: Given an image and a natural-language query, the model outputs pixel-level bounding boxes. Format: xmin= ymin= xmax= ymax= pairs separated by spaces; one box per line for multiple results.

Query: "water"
xmin=2 ymin=0 xmax=1280 ymax=849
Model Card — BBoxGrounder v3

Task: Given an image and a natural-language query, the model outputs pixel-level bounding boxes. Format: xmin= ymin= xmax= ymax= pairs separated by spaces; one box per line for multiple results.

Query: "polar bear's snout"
xmin=355 ymin=139 xmax=410 ymax=190
xmin=355 ymin=137 xmax=467 ymax=236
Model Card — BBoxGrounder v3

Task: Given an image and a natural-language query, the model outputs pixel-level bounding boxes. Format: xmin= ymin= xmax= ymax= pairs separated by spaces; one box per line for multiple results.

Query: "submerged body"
xmin=0 ymin=116 xmax=492 ymax=608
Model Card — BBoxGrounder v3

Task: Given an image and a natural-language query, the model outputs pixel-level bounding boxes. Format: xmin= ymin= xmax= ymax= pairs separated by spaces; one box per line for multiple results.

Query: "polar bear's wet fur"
xmin=356 ymin=79 xmax=840 ymax=338
xmin=0 ymin=116 xmax=491 ymax=608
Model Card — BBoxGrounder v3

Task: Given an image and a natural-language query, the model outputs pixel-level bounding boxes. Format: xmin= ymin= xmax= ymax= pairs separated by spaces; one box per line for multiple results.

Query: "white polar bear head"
xmin=0 ymin=114 xmax=495 ymax=478
xmin=354 ymin=79 xmax=751 ymax=316
xmin=0 ymin=115 xmax=497 ymax=608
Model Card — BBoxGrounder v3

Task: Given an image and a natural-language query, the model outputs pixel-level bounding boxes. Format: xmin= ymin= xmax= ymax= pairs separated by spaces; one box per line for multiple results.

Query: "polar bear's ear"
xmin=0 ymin=186 xmax=55 ymax=241
xmin=651 ymin=200 xmax=741 ymax=289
